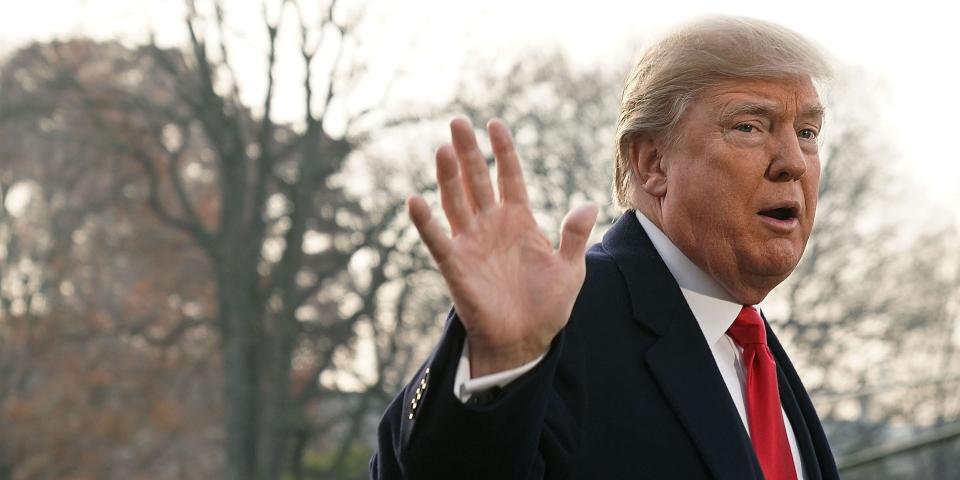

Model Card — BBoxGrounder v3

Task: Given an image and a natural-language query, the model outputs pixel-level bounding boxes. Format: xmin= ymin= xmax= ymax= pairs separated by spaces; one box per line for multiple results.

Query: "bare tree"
xmin=0 ymin=0 xmax=441 ymax=477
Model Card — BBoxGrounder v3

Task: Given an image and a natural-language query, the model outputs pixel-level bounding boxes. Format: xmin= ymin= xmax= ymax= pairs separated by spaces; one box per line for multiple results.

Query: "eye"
xmin=734 ymin=123 xmax=756 ymax=133
xmin=798 ymin=128 xmax=819 ymax=140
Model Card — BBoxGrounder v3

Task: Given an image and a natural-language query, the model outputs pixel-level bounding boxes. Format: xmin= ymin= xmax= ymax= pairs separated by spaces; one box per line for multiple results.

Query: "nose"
xmin=767 ymin=131 xmax=808 ymax=182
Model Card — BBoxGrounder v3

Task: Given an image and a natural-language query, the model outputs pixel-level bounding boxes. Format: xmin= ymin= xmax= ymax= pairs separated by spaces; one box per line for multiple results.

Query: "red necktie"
xmin=727 ymin=306 xmax=798 ymax=480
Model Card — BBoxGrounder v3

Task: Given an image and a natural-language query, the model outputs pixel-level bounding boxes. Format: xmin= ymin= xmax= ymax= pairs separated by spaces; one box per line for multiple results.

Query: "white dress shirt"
xmin=453 ymin=211 xmax=805 ymax=479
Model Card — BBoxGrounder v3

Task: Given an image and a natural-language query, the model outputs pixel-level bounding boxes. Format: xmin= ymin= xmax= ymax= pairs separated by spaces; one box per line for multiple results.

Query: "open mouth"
xmin=758 ymin=206 xmax=798 ymax=221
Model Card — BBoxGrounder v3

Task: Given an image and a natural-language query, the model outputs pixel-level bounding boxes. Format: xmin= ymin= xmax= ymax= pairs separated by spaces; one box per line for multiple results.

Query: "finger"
xmin=436 ymin=144 xmax=474 ymax=235
xmin=449 ymin=117 xmax=496 ymax=212
xmin=408 ymin=195 xmax=454 ymax=264
xmin=558 ymin=203 xmax=599 ymax=263
xmin=487 ymin=119 xmax=529 ymax=205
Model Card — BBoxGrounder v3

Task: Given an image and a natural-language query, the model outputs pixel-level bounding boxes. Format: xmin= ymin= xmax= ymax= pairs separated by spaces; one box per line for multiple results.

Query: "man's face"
xmin=658 ymin=76 xmax=823 ymax=304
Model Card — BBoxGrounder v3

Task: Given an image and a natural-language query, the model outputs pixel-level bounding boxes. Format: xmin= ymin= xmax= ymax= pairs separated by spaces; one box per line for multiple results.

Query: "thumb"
xmin=558 ymin=202 xmax=599 ymax=263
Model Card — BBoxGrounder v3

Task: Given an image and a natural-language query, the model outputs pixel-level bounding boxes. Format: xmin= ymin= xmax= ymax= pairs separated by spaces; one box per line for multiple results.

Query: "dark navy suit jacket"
xmin=371 ymin=211 xmax=839 ymax=479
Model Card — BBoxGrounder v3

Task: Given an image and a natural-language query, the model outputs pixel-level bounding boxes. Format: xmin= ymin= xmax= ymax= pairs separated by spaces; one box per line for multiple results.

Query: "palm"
xmin=408 ymin=118 xmax=598 ymax=376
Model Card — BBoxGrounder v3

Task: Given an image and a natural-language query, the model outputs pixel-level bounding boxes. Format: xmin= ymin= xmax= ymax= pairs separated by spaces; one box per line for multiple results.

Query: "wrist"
xmin=467 ymin=338 xmax=550 ymax=378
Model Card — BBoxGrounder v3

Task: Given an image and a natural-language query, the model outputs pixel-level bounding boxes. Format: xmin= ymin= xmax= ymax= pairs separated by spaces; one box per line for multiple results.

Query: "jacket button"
xmin=408 ymin=368 xmax=431 ymax=420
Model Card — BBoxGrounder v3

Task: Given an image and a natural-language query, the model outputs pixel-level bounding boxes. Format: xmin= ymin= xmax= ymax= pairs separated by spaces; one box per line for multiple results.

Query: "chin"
xmin=747 ymin=241 xmax=803 ymax=279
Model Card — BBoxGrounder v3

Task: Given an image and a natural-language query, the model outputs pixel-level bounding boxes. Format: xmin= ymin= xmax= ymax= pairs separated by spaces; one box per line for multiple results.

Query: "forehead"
xmin=697 ymin=76 xmax=824 ymax=120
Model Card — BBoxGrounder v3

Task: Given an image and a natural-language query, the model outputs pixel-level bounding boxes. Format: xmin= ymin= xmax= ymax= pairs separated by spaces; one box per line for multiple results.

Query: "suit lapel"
xmin=766 ymin=320 xmax=840 ymax=480
xmin=602 ymin=212 xmax=762 ymax=480
xmin=776 ymin=362 xmax=822 ymax=480
xmin=645 ymin=332 xmax=762 ymax=480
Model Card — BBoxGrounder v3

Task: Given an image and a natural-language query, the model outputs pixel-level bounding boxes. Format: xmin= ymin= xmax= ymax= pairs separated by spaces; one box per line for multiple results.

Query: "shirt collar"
xmin=634 ymin=211 xmax=746 ymax=345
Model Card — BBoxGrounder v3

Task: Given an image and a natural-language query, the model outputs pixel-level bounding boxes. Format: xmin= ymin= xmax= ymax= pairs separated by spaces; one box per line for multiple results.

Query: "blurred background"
xmin=0 ymin=0 xmax=958 ymax=479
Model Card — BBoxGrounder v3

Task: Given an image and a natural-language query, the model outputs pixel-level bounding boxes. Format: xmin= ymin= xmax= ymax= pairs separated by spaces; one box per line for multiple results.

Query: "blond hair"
xmin=613 ymin=16 xmax=833 ymax=209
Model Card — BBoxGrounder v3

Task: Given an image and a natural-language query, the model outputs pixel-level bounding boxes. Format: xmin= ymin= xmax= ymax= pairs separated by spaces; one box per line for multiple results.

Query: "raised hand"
xmin=408 ymin=117 xmax=598 ymax=377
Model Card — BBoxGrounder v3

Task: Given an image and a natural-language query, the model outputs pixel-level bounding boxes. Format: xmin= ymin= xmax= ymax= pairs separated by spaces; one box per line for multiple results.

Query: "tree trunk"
xmin=259 ymin=316 xmax=296 ymax=480
xmin=218 ymin=266 xmax=262 ymax=480
xmin=0 ymin=447 xmax=12 ymax=480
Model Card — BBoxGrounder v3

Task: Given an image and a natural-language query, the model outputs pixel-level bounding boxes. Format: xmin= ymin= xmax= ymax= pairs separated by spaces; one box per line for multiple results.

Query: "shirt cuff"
xmin=453 ymin=340 xmax=547 ymax=403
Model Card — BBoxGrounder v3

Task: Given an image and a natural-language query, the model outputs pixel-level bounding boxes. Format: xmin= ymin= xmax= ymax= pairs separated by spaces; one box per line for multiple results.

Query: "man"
xmin=372 ymin=16 xmax=839 ymax=479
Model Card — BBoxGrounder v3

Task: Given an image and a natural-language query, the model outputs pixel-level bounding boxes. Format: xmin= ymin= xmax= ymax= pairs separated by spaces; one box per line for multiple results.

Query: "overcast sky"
xmin=3 ymin=0 xmax=959 ymax=225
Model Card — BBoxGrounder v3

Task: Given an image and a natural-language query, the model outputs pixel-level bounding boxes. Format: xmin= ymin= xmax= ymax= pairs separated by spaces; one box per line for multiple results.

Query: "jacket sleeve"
xmin=369 ymin=309 xmax=585 ymax=479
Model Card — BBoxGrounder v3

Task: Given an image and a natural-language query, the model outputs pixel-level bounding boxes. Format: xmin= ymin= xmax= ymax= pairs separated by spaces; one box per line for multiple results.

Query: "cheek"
xmin=803 ymin=171 xmax=821 ymax=219
xmin=674 ymin=159 xmax=749 ymax=206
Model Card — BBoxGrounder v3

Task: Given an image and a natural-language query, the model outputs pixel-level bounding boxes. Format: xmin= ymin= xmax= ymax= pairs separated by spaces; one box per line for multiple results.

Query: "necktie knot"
xmin=727 ymin=305 xmax=767 ymax=347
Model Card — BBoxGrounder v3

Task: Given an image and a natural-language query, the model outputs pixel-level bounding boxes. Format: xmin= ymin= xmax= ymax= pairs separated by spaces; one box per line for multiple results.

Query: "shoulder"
xmin=573 ymin=243 xmax=631 ymax=312
xmin=584 ymin=242 xmax=624 ymax=286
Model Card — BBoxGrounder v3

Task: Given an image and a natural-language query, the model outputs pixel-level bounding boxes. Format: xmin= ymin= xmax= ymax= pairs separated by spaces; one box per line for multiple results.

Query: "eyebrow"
xmin=719 ymin=101 xmax=826 ymax=124
xmin=801 ymin=104 xmax=826 ymax=122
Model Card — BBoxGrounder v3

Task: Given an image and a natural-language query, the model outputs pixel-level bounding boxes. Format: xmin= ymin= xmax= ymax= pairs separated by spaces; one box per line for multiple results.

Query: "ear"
xmin=629 ymin=135 xmax=667 ymax=198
